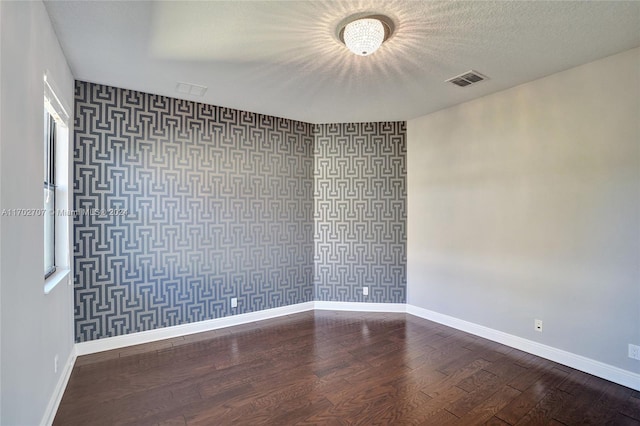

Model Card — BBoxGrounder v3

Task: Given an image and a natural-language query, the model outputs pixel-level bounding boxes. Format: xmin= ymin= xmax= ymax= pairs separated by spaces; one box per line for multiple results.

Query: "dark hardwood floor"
xmin=54 ymin=311 xmax=640 ymax=425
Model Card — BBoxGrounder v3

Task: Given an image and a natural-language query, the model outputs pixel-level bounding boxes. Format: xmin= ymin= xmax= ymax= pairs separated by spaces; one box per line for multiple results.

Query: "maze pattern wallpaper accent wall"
xmin=73 ymin=81 xmax=314 ymax=342
xmin=314 ymin=122 xmax=406 ymax=303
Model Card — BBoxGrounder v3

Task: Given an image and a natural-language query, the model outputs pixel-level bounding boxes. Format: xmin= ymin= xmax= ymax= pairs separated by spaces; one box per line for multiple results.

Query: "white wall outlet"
xmin=54 ymin=355 xmax=59 ymax=373
xmin=629 ymin=344 xmax=640 ymax=360
xmin=363 ymin=286 xmax=369 ymax=296
xmin=534 ymin=319 xmax=543 ymax=332
xmin=231 ymin=297 xmax=238 ymax=308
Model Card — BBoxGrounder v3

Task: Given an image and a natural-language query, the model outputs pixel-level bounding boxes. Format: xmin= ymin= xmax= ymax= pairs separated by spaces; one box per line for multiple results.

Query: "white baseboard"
xmin=71 ymin=301 xmax=639 ymax=392
xmin=75 ymin=301 xmax=403 ymax=356
xmin=41 ymin=347 xmax=77 ymax=426
xmin=75 ymin=301 xmax=315 ymax=356
xmin=406 ymin=304 xmax=640 ymax=391
xmin=314 ymin=301 xmax=406 ymax=313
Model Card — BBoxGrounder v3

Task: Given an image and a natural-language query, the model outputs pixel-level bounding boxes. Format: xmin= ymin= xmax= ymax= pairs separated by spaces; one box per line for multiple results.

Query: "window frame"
xmin=43 ymin=72 xmax=71 ymax=294
xmin=44 ymin=110 xmax=57 ymax=278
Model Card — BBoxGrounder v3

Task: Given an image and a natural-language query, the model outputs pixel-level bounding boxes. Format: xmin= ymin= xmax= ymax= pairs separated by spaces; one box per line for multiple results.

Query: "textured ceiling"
xmin=45 ymin=1 xmax=640 ymax=124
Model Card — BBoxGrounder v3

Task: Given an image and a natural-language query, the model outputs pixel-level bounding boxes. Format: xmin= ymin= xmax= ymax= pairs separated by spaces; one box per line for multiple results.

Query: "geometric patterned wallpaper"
xmin=73 ymin=81 xmax=406 ymax=342
xmin=314 ymin=122 xmax=406 ymax=303
xmin=73 ymin=81 xmax=314 ymax=342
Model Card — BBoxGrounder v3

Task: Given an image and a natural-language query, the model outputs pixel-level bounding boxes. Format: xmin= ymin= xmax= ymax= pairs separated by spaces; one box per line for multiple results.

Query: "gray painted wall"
xmin=0 ymin=2 xmax=75 ymax=424
xmin=407 ymin=47 xmax=640 ymax=373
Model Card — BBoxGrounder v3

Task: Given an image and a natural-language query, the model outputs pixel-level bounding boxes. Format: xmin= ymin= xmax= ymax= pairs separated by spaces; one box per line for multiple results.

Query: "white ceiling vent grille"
xmin=446 ymin=70 xmax=488 ymax=87
xmin=176 ymin=82 xmax=208 ymax=97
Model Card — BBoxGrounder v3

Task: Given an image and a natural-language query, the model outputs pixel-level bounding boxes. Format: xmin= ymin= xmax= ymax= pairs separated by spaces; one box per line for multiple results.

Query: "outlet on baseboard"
xmin=534 ymin=319 xmax=543 ymax=332
xmin=363 ymin=286 xmax=369 ymax=296
xmin=231 ymin=297 xmax=238 ymax=308
xmin=629 ymin=344 xmax=640 ymax=360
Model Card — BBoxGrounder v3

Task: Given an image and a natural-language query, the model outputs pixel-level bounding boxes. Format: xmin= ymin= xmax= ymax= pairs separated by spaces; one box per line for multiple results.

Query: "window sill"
xmin=44 ymin=268 xmax=70 ymax=294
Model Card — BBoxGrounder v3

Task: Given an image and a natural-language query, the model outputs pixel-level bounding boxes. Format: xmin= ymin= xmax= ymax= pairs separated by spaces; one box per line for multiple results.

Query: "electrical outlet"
xmin=629 ymin=344 xmax=640 ymax=360
xmin=363 ymin=286 xmax=369 ymax=296
xmin=534 ymin=319 xmax=543 ymax=332
xmin=54 ymin=355 xmax=59 ymax=373
xmin=231 ymin=297 xmax=238 ymax=308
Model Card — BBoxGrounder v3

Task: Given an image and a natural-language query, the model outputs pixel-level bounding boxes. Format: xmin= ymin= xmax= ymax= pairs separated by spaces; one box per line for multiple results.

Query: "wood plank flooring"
xmin=54 ymin=311 xmax=640 ymax=425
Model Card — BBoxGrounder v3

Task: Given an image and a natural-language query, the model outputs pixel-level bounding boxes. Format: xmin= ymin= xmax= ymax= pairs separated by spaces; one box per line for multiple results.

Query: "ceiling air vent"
xmin=446 ymin=70 xmax=488 ymax=87
xmin=176 ymin=82 xmax=208 ymax=97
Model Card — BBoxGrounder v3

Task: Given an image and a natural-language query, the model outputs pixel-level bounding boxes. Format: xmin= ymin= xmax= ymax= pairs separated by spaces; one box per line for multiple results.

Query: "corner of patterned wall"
xmin=73 ymin=81 xmax=406 ymax=342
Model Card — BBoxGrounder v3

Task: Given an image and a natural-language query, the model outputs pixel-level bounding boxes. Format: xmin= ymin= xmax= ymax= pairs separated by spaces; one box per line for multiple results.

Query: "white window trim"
xmin=43 ymin=72 xmax=72 ymax=294
xmin=44 ymin=268 xmax=71 ymax=295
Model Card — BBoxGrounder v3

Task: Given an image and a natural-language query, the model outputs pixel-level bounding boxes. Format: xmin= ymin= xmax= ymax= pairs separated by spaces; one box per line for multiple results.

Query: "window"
xmin=43 ymin=73 xmax=71 ymax=292
xmin=44 ymin=110 xmax=57 ymax=277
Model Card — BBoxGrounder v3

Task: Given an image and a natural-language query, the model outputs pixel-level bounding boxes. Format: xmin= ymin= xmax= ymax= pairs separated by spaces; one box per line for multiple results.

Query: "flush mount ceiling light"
xmin=337 ymin=14 xmax=395 ymax=56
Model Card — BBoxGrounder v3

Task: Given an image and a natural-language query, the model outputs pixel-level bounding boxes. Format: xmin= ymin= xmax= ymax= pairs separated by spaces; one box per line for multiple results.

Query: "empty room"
xmin=0 ymin=0 xmax=639 ymax=425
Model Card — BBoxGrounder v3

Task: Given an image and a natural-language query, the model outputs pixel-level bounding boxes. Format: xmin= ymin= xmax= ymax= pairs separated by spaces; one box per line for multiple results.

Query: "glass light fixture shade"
xmin=343 ymin=18 xmax=385 ymax=56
